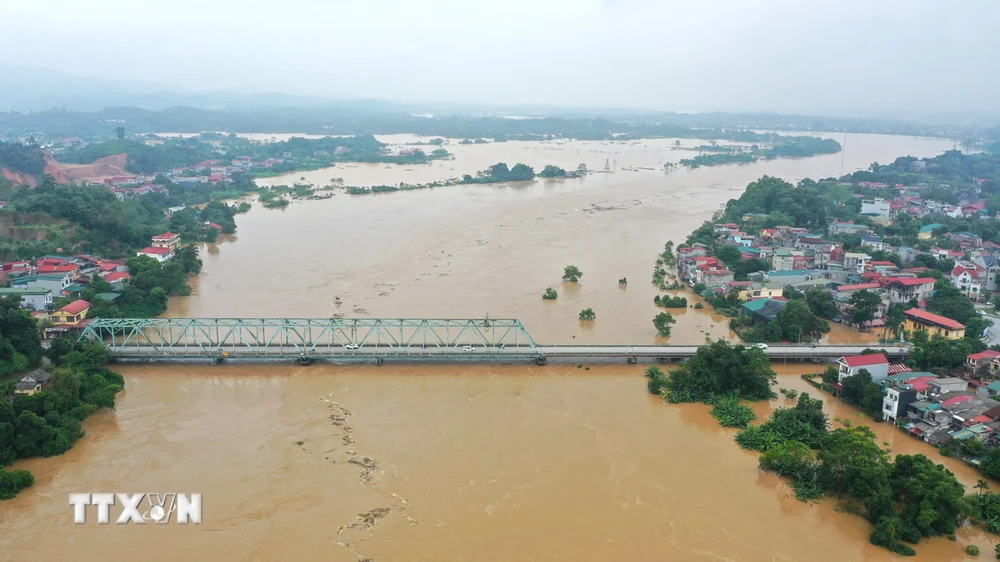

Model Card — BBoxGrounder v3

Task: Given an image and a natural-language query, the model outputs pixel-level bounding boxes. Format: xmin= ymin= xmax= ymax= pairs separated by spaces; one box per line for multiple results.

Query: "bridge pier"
xmin=534 ymin=357 xmax=547 ymax=366
xmin=627 ymin=357 xmax=637 ymax=364
xmin=376 ymin=357 xmax=384 ymax=366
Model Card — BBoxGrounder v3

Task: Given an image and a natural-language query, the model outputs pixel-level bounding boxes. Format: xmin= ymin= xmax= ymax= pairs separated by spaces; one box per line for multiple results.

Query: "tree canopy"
xmin=657 ymin=340 xmax=776 ymax=402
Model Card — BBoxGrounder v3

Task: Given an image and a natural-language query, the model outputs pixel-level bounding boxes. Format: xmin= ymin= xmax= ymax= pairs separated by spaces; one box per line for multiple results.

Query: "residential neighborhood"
xmin=0 ymin=230 xmax=189 ymax=335
xmin=677 ymin=184 xmax=1000 ymax=339
xmin=829 ymin=348 xmax=1000 ymax=454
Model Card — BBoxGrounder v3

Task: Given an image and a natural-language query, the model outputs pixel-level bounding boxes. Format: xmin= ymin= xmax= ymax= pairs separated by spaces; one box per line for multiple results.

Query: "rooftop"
xmin=139 ymin=247 xmax=171 ymax=256
xmin=904 ymin=308 xmax=965 ymax=331
xmin=58 ymin=300 xmax=91 ymax=315
xmin=841 ymin=354 xmax=889 ymax=368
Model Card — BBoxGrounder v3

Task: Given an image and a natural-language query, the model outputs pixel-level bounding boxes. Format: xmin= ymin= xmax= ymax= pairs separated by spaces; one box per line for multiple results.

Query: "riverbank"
xmin=648 ymin=344 xmax=998 ymax=557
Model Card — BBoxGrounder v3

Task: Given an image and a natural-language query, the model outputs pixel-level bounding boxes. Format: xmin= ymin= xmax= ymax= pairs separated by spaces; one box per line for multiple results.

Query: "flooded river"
xmin=169 ymin=133 xmax=951 ymax=345
xmin=3 ymin=133 xmax=990 ymax=561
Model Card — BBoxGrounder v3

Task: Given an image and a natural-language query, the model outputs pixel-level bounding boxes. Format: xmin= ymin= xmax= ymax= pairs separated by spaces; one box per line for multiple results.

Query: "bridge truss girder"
xmin=78 ymin=317 xmax=538 ymax=357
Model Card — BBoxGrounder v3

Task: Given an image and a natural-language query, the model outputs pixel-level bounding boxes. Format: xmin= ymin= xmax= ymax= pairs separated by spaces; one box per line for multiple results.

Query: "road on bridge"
xmin=105 ymin=343 xmax=910 ymax=362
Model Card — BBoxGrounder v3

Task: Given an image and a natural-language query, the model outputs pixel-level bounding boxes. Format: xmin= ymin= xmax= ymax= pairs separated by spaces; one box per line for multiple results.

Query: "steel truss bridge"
xmin=78 ymin=317 xmax=911 ymax=365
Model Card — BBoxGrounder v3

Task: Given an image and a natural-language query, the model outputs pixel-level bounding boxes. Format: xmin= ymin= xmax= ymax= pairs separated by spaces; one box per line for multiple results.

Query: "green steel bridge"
xmin=77 ymin=317 xmax=912 ymax=365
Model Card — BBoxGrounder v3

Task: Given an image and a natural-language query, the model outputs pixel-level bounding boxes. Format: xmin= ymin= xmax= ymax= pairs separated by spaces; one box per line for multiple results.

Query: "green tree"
xmin=909 ymin=333 xmax=973 ymax=371
xmin=774 ymin=299 xmax=830 ymax=341
xmin=579 ymin=308 xmax=596 ymax=321
xmin=653 ymin=312 xmax=676 ymax=337
xmin=538 ymin=165 xmax=567 ymax=178
xmin=661 ymin=340 xmax=776 ymax=402
xmin=562 ymin=265 xmax=583 ymax=282
xmin=982 ymin=448 xmax=1000 ymax=481
xmin=759 ymin=440 xmax=816 ymax=476
xmin=542 ymin=287 xmax=557 ymax=300
xmin=849 ymin=289 xmax=883 ymax=330
xmin=817 ymin=426 xmax=890 ymax=502
xmin=805 ymin=289 xmax=836 ymax=318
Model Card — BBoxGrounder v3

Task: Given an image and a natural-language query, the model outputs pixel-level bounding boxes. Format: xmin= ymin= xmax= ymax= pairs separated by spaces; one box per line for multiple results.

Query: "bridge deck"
xmin=78 ymin=317 xmax=910 ymax=364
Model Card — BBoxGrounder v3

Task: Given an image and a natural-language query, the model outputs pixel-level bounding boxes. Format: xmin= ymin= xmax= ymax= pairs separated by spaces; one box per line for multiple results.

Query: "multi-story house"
xmin=883 ymin=385 xmax=919 ymax=423
xmin=950 ymin=263 xmax=984 ymax=301
xmin=860 ymin=198 xmax=890 ymax=217
xmin=843 ymin=252 xmax=872 ymax=273
xmin=885 ymin=277 xmax=936 ymax=304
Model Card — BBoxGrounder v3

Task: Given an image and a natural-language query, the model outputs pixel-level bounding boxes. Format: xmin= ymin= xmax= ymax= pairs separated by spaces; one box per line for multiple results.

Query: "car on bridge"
xmin=752 ymin=343 xmax=768 ymax=350
xmin=462 ymin=346 xmax=475 ymax=352
xmin=345 ymin=344 xmax=360 ymax=350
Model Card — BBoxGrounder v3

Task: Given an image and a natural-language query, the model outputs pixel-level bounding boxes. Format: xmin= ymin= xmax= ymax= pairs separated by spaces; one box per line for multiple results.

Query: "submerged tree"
xmin=562 ymin=265 xmax=583 ymax=282
xmin=653 ymin=312 xmax=676 ymax=337
xmin=579 ymin=308 xmax=596 ymax=321
xmin=542 ymin=287 xmax=558 ymax=300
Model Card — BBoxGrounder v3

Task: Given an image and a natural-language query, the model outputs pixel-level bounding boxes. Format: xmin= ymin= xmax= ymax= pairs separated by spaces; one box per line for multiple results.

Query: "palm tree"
xmin=976 ymin=479 xmax=990 ymax=495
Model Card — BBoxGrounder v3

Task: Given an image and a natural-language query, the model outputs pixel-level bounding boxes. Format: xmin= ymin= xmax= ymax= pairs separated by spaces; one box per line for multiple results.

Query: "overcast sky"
xmin=1 ymin=0 xmax=997 ymax=117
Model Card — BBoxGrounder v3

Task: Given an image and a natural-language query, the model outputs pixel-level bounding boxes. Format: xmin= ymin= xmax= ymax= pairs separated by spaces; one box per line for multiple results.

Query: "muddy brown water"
xmin=4 ymin=134 xmax=991 ymax=561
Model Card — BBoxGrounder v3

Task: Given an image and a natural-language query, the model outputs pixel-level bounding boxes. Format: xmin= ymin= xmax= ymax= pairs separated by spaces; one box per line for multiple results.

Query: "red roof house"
xmin=104 ymin=272 xmax=132 ymax=284
xmin=904 ymin=308 xmax=965 ymax=333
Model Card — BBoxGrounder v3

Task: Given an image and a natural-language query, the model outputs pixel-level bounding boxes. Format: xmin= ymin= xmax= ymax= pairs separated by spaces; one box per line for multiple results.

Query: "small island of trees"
xmin=562 ymin=265 xmax=583 ymax=282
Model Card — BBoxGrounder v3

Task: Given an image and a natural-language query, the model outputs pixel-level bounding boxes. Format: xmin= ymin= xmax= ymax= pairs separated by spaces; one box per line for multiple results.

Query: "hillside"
xmin=43 ymin=151 xmax=131 ymax=183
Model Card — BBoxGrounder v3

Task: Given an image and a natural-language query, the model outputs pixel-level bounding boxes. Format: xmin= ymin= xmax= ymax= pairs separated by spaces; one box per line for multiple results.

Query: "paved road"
xmin=107 ymin=343 xmax=911 ymax=362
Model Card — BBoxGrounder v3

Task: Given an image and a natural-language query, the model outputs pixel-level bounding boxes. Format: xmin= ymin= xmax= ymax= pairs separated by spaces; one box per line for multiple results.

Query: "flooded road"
xmin=2 ymin=134 xmax=984 ymax=561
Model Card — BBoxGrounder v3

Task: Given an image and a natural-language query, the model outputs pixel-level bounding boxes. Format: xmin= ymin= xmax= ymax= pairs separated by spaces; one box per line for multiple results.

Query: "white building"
xmin=843 ymin=252 xmax=872 ymax=274
xmin=838 ymin=353 xmax=890 ymax=383
xmin=0 ymin=287 xmax=52 ymax=311
xmin=137 ymin=247 xmax=172 ymax=262
xmin=860 ymin=198 xmax=890 ymax=217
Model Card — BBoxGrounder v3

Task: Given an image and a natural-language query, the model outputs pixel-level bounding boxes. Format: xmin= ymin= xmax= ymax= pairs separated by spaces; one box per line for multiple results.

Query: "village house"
xmin=860 ymin=198 xmax=890 ymax=217
xmin=14 ymin=369 xmax=52 ymax=396
xmin=11 ymin=273 xmax=72 ymax=296
xmin=950 ymin=263 xmax=985 ymax=301
xmin=828 ymin=221 xmax=869 ymax=236
xmin=903 ymin=308 xmax=966 ymax=339
xmin=151 ymin=232 xmax=181 ymax=250
xmin=843 ymin=252 xmax=872 ymax=273
xmin=103 ymin=271 xmax=132 ymax=290
xmin=0 ymin=287 xmax=52 ymax=311
xmin=968 ymin=350 xmax=1000 ymax=373
xmin=837 ymin=353 xmax=889 ymax=383
xmin=137 ymin=247 xmax=172 ymax=262
xmin=740 ymin=298 xmax=787 ymax=324
xmin=693 ymin=260 xmax=734 ymax=287
xmin=918 ymin=223 xmax=944 ymax=240
xmin=859 ymin=233 xmax=885 ymax=251
xmin=885 ymin=277 xmax=937 ymax=304
xmin=50 ymin=300 xmax=90 ymax=326
xmin=927 ymin=377 xmax=970 ymax=399
xmin=883 ymin=384 xmax=919 ymax=423
xmin=741 ymin=282 xmax=785 ymax=300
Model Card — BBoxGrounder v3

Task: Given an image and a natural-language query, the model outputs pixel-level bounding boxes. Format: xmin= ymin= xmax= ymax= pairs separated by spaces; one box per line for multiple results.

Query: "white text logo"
xmin=69 ymin=493 xmax=202 ymax=524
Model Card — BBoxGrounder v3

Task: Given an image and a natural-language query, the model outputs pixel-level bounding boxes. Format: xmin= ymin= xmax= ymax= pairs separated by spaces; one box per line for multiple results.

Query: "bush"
xmin=710 ymin=394 xmax=757 ymax=428
xmin=759 ymin=440 xmax=815 ymax=476
xmin=542 ymin=287 xmax=558 ymax=300
xmin=966 ymin=544 xmax=980 ymax=556
xmin=735 ymin=425 xmax=784 ymax=452
xmin=0 ymin=468 xmax=34 ymax=500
